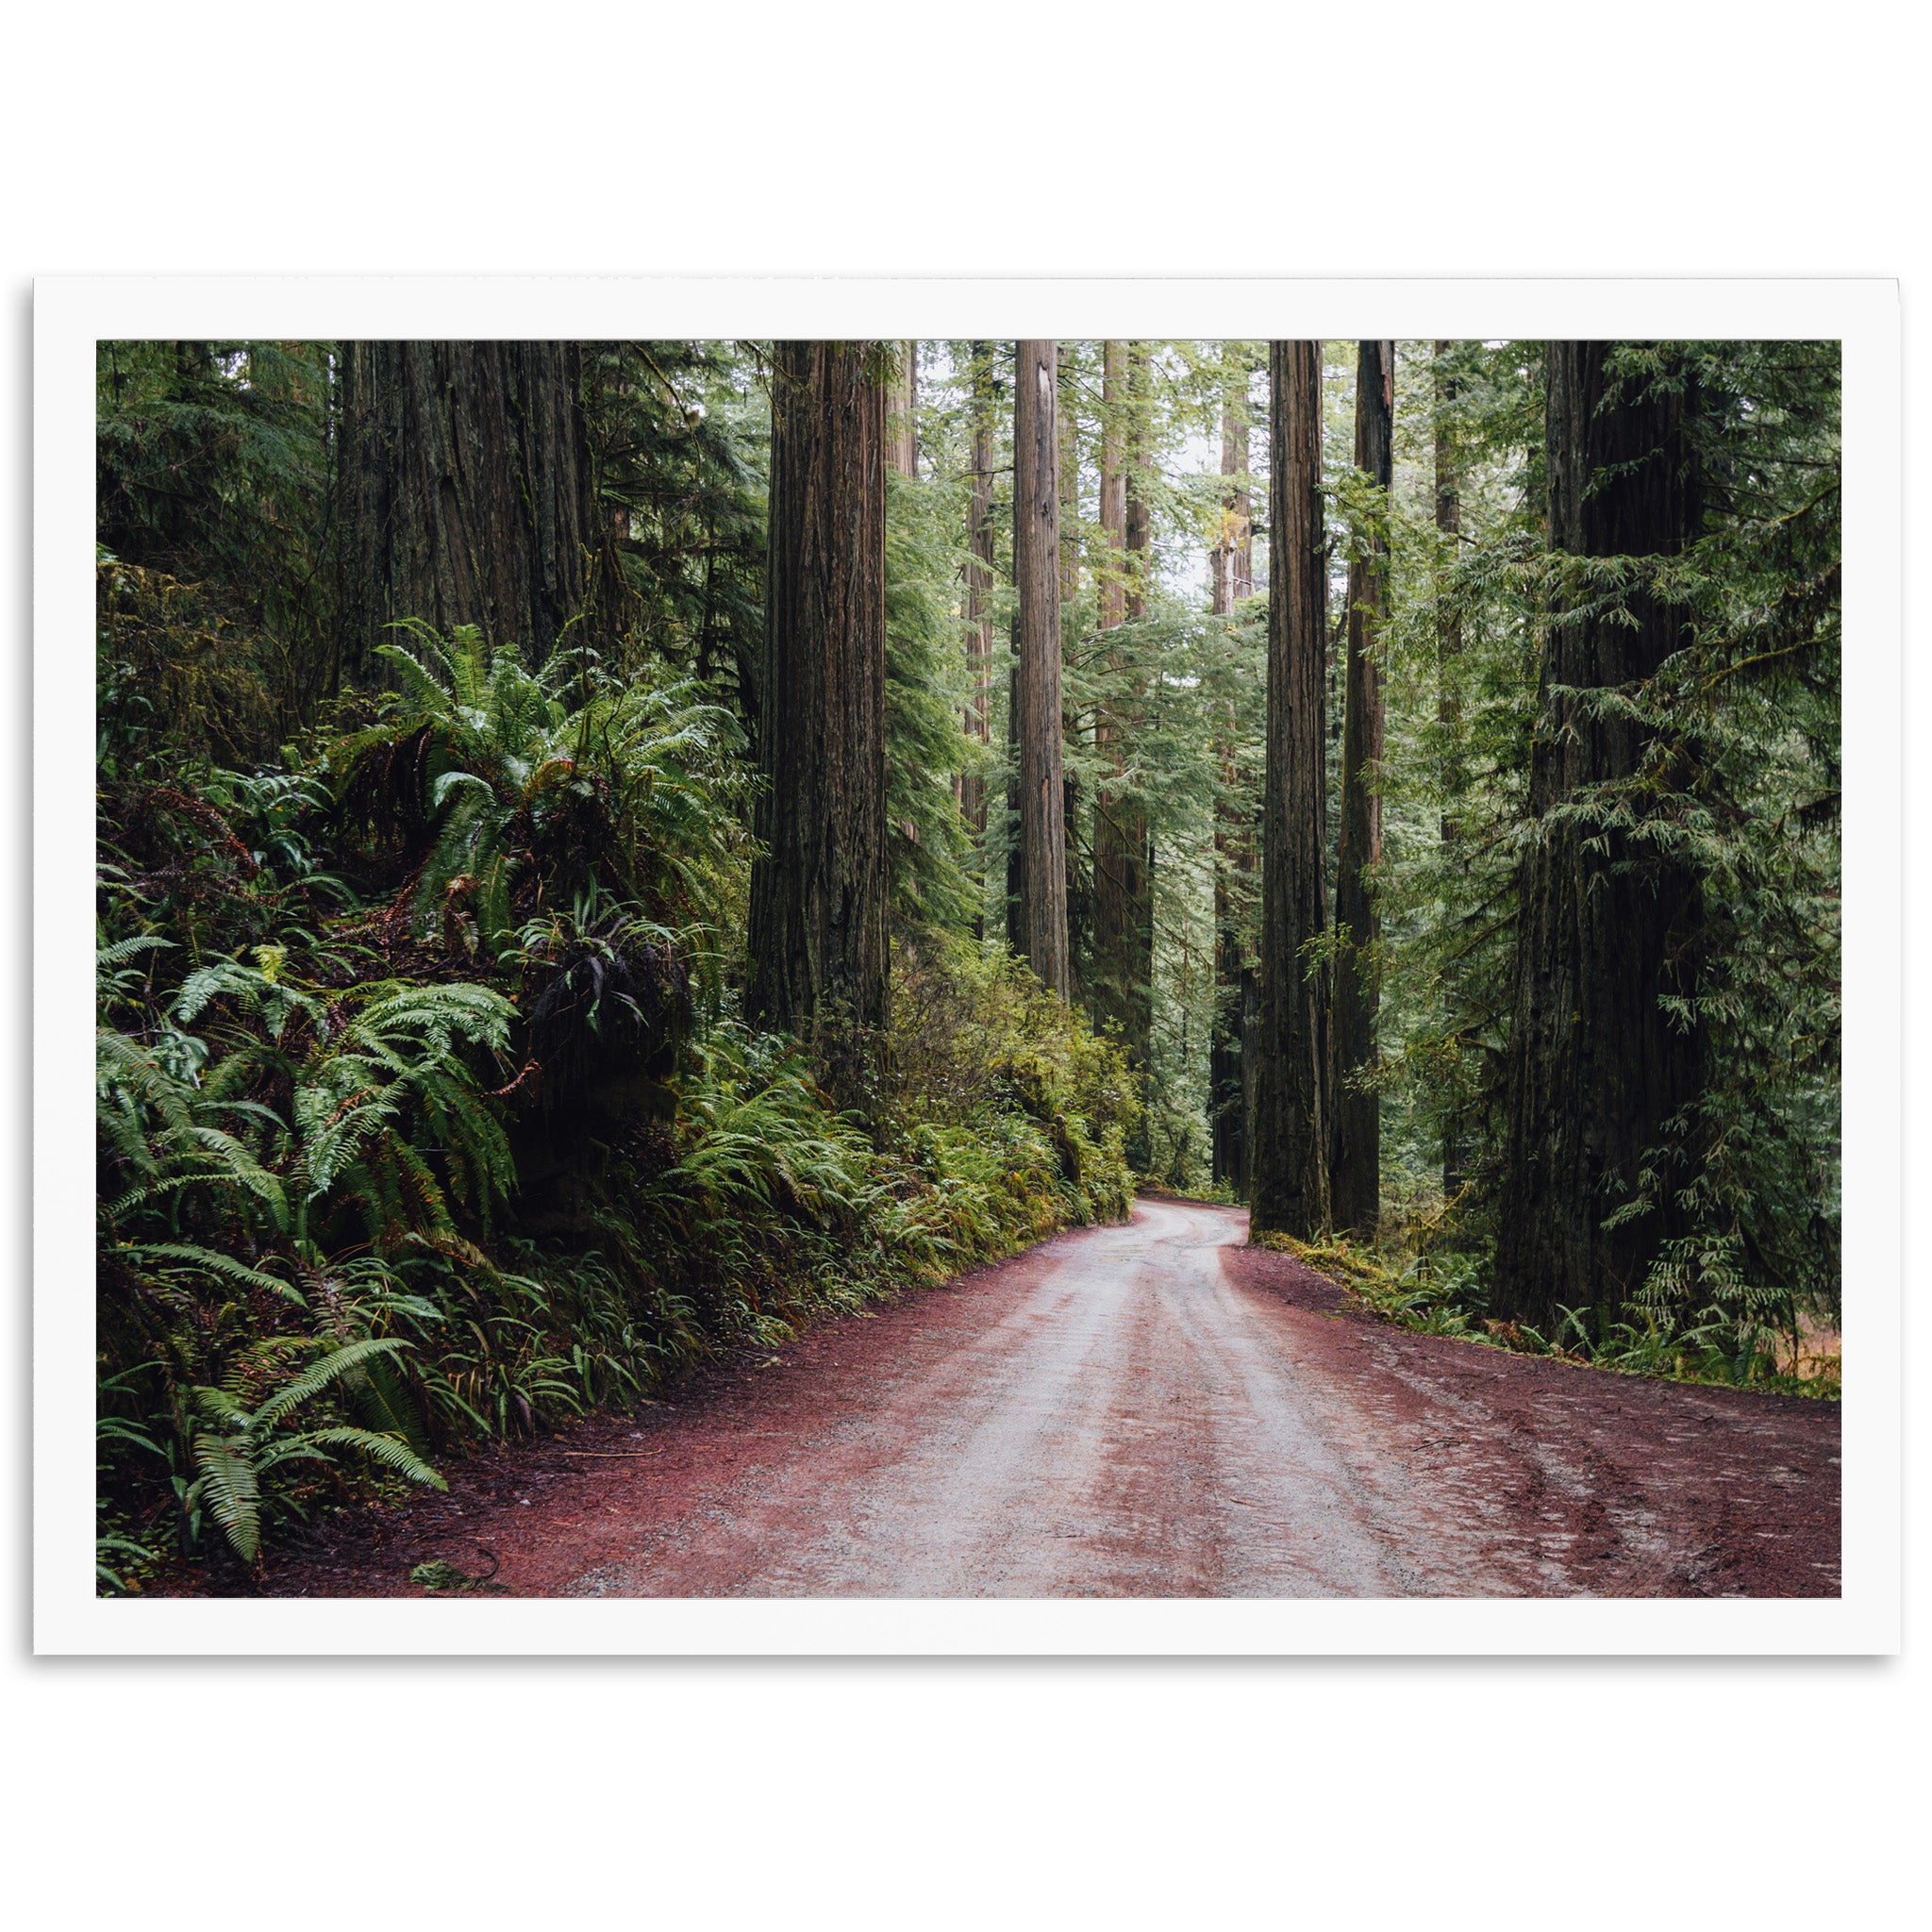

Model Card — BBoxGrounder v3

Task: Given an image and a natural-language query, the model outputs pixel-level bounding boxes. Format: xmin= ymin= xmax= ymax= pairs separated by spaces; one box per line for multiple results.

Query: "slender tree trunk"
xmin=1091 ymin=341 xmax=1152 ymax=1158
xmin=1211 ymin=348 xmax=1254 ymax=616
xmin=1330 ymin=341 xmax=1392 ymax=1240
xmin=1250 ymin=341 xmax=1330 ymax=1236
xmin=1209 ymin=809 xmax=1254 ymax=1188
xmin=1434 ymin=341 xmax=1466 ymax=1197
xmin=888 ymin=341 xmax=919 ymax=478
xmin=747 ymin=341 xmax=890 ymax=1079
xmin=336 ymin=341 xmax=594 ymax=676
xmin=1124 ymin=342 xmax=1152 ymax=621
xmin=1058 ymin=344 xmax=1081 ymax=604
xmin=1098 ymin=341 xmax=1128 ymax=629
xmin=1058 ymin=346 xmax=1087 ymax=990
xmin=1492 ymin=341 xmax=1706 ymax=1329
xmin=959 ymin=344 xmax=996 ymax=843
xmin=1012 ymin=341 xmax=1072 ymax=1000
xmin=1210 ymin=351 xmax=1254 ymax=1186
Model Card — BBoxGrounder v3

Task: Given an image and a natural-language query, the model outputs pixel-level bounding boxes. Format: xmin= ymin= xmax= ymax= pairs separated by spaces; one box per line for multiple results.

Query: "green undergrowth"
xmin=95 ymin=612 xmax=1134 ymax=1593
xmin=1250 ymin=1228 xmax=1840 ymax=1401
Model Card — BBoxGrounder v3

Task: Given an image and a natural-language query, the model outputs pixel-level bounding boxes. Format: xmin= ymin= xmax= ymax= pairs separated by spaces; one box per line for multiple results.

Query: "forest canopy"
xmin=93 ymin=335 xmax=1840 ymax=1588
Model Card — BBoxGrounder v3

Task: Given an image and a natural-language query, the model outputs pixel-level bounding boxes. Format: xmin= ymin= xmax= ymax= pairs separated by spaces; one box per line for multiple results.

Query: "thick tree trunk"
xmin=1330 ymin=341 xmax=1392 ymax=1240
xmin=1012 ymin=341 xmax=1072 ymax=1000
xmin=746 ymin=341 xmax=890 ymax=1074
xmin=888 ymin=341 xmax=919 ymax=478
xmin=1492 ymin=341 xmax=1706 ymax=1328
xmin=1250 ymin=341 xmax=1331 ymax=1236
xmin=959 ymin=344 xmax=996 ymax=843
xmin=336 ymin=341 xmax=594 ymax=677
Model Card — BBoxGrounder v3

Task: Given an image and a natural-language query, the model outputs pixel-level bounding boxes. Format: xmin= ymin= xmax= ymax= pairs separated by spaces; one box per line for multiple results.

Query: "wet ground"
xmin=252 ymin=1198 xmax=1840 ymax=1600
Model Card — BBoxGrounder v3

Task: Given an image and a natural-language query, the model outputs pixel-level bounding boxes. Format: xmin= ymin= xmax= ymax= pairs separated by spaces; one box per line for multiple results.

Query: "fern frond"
xmin=192 ymin=1433 xmax=262 ymax=1561
xmin=290 ymin=1426 xmax=447 ymax=1491
xmin=249 ymin=1336 xmax=412 ymax=1430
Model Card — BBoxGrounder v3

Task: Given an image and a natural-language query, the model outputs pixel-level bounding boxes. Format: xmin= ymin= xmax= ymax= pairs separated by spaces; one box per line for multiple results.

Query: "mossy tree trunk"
xmin=335 ymin=341 xmax=595 ymax=679
xmin=1250 ymin=341 xmax=1331 ymax=1237
xmin=1492 ymin=341 xmax=1706 ymax=1329
xmin=747 ymin=341 xmax=891 ymax=1074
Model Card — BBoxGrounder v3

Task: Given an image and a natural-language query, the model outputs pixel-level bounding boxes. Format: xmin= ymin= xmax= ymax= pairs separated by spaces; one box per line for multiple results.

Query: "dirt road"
xmin=260 ymin=1198 xmax=1840 ymax=1599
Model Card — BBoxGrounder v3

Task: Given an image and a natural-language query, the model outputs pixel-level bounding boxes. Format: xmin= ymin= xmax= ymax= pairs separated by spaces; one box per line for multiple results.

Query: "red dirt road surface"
xmin=258 ymin=1198 xmax=1840 ymax=1599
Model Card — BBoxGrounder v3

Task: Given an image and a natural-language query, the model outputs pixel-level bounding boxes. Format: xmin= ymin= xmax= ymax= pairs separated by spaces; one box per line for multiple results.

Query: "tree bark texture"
xmin=1250 ymin=341 xmax=1331 ymax=1236
xmin=959 ymin=344 xmax=996 ymax=841
xmin=336 ymin=341 xmax=594 ymax=676
xmin=1330 ymin=341 xmax=1392 ymax=1240
xmin=1012 ymin=341 xmax=1073 ymax=1001
xmin=747 ymin=341 xmax=890 ymax=1058
xmin=1492 ymin=341 xmax=1706 ymax=1327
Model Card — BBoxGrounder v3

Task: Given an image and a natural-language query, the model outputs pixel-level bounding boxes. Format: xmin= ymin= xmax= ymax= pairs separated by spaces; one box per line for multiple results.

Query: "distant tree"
xmin=888 ymin=341 xmax=919 ymax=479
xmin=747 ymin=341 xmax=891 ymax=1069
xmin=1011 ymin=340 xmax=1073 ymax=999
xmin=1432 ymin=339 xmax=1467 ymax=1197
xmin=1210 ymin=349 xmax=1257 ymax=1188
xmin=1091 ymin=341 xmax=1154 ymax=1151
xmin=959 ymin=343 xmax=997 ymax=845
xmin=1250 ymin=341 xmax=1331 ymax=1235
xmin=1211 ymin=347 xmax=1254 ymax=614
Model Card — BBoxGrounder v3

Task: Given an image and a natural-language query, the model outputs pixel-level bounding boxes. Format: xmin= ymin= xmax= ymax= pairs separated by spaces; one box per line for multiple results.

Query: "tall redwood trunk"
xmin=1250 ymin=341 xmax=1330 ymax=1236
xmin=747 ymin=341 xmax=890 ymax=1070
xmin=336 ymin=341 xmax=594 ymax=675
xmin=1098 ymin=341 xmax=1127 ymax=628
xmin=1330 ymin=341 xmax=1392 ymax=1239
xmin=888 ymin=341 xmax=919 ymax=478
xmin=1493 ymin=341 xmax=1705 ymax=1328
xmin=1091 ymin=341 xmax=1152 ymax=1156
xmin=959 ymin=344 xmax=996 ymax=847
xmin=1124 ymin=342 xmax=1152 ymax=620
xmin=1012 ymin=341 xmax=1072 ymax=1000
xmin=1210 ymin=351 xmax=1254 ymax=1186
xmin=1058 ymin=344 xmax=1082 ymax=603
xmin=1058 ymin=345 xmax=1087 ymax=988
xmin=1211 ymin=348 xmax=1254 ymax=615
xmin=1209 ymin=803 xmax=1255 ymax=1189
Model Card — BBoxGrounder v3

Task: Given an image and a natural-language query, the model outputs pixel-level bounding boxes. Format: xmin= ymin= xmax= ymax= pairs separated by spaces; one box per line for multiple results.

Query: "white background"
xmin=3 ymin=4 xmax=1921 ymax=1926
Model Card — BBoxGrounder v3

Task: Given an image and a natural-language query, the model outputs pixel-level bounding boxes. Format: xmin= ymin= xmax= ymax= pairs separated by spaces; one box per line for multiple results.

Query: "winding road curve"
xmin=262 ymin=1198 xmax=1840 ymax=1600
